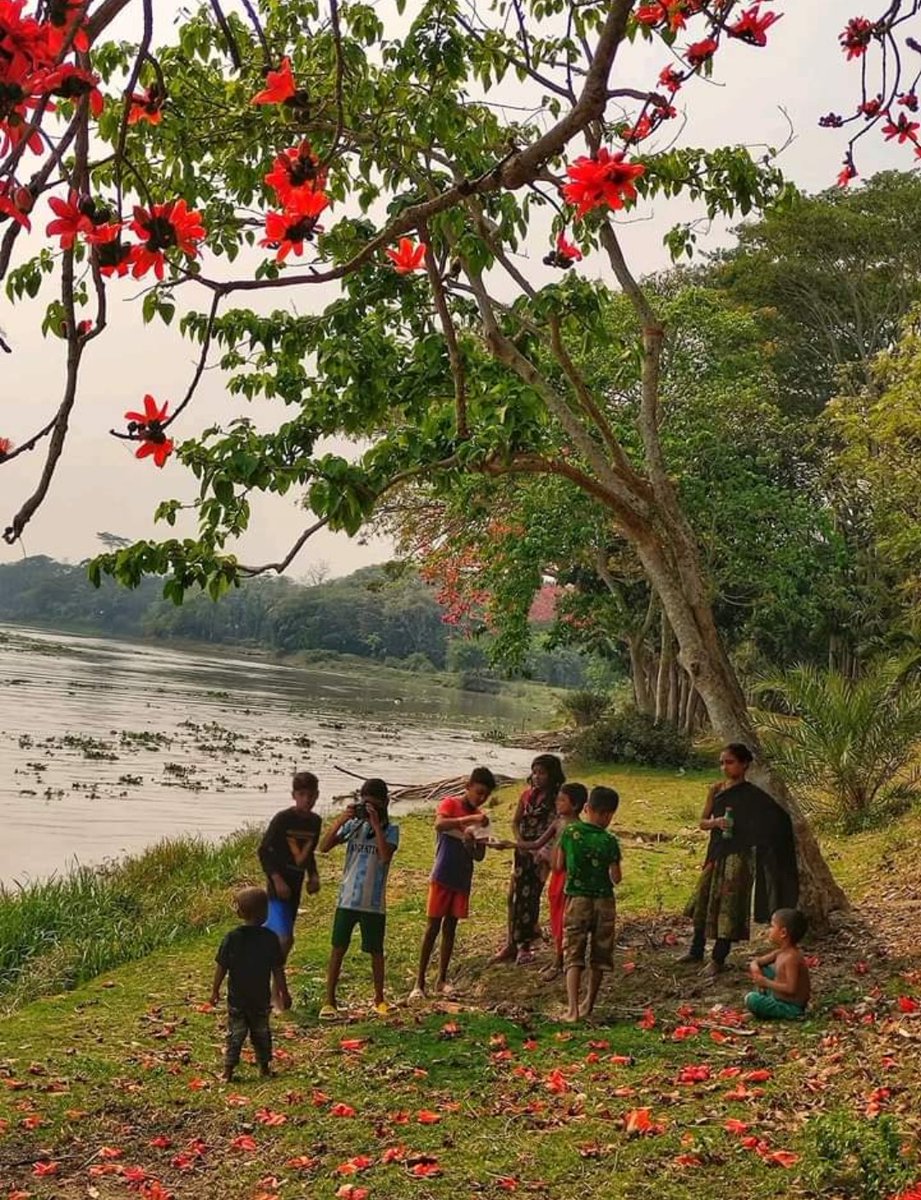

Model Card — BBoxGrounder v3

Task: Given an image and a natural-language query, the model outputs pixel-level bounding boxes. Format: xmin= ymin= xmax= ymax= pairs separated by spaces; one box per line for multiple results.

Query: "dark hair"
xmin=773 ymin=907 xmax=807 ymax=945
xmin=292 ymin=770 xmax=318 ymax=794
xmin=235 ymin=886 xmax=268 ymax=924
xmin=469 ymin=766 xmax=497 ymax=792
xmin=531 ymin=754 xmax=566 ymax=795
xmin=559 ymin=782 xmax=588 ymax=813
xmin=722 ymin=743 xmax=754 ymax=766
xmin=588 ymin=785 xmax=620 ymax=815
xmin=361 ymin=777 xmax=389 ymax=806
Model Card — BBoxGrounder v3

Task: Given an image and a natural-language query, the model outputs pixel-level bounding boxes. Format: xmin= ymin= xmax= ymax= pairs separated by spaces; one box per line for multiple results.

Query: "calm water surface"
xmin=0 ymin=626 xmax=542 ymax=885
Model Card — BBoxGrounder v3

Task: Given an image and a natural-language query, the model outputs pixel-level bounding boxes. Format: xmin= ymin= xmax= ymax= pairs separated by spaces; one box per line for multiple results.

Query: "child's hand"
xmin=748 ymin=959 xmax=760 ymax=976
xmin=306 ymin=873 xmax=320 ymax=895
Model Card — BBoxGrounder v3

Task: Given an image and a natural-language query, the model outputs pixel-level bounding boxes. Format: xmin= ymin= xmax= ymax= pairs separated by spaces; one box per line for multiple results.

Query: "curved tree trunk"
xmin=632 ymin=525 xmax=849 ymax=930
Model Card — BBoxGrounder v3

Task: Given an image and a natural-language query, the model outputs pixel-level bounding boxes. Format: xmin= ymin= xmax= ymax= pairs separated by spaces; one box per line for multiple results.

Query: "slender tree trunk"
xmin=667 ymin=658 xmax=680 ymax=725
xmin=628 ymin=635 xmax=654 ymax=715
xmin=655 ymin=612 xmax=674 ymax=723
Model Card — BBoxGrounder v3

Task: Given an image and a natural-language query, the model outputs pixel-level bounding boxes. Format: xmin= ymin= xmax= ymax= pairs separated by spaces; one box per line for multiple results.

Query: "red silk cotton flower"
xmin=385 ymin=238 xmax=426 ymax=273
xmin=562 ymin=148 xmax=645 ymax=218
xmin=840 ymin=17 xmax=874 ymax=60
xmin=685 ymin=37 xmax=718 ymax=67
xmin=128 ymin=85 xmax=165 ymax=125
xmin=251 ymin=58 xmax=297 ymax=105
xmin=0 ymin=436 xmax=14 ymax=458
xmin=125 ymin=395 xmax=173 ymax=469
xmin=264 ymin=143 xmax=327 ymax=204
xmin=261 ymin=189 xmax=329 ymax=262
xmin=727 ymin=5 xmax=782 ymax=47
xmin=129 ymin=199 xmax=206 ymax=280
xmin=46 ymin=189 xmax=95 ymax=248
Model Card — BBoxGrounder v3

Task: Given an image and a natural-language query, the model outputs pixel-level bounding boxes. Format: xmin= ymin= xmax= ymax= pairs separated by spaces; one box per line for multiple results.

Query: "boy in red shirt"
xmin=409 ymin=767 xmax=497 ymax=1000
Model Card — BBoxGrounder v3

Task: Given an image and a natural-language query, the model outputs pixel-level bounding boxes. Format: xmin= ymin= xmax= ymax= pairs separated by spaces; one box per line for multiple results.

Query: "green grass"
xmin=0 ymin=834 xmax=261 ymax=1010
xmin=1 ymin=764 xmax=920 ymax=1199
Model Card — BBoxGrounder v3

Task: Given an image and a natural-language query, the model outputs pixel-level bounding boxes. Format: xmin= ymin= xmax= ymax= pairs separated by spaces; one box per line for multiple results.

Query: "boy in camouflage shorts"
xmin=556 ymin=786 xmax=622 ymax=1022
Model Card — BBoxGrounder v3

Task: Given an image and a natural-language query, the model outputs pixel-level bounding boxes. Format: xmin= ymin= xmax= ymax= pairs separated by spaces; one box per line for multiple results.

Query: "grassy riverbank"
xmin=2 ymin=766 xmax=921 ymax=1199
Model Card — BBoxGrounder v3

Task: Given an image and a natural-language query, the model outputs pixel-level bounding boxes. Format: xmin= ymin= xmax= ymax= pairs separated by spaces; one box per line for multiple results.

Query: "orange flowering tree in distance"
xmin=2 ymin=0 xmax=921 ymax=918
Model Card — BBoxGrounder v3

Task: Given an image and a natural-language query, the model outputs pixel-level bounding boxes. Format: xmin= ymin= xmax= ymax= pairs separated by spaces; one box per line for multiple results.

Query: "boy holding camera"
xmin=319 ymin=778 xmax=399 ymax=1018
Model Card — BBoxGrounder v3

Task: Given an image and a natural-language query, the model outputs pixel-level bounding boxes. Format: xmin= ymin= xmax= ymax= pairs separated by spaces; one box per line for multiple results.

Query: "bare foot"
xmin=491 ymin=945 xmax=516 ymax=965
xmin=560 ymin=1009 xmax=580 ymax=1023
xmin=540 ymin=963 xmax=562 ymax=981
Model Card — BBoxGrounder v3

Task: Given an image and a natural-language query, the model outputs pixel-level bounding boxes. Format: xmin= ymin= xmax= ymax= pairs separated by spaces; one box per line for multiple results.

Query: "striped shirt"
xmin=336 ymin=819 xmax=400 ymax=913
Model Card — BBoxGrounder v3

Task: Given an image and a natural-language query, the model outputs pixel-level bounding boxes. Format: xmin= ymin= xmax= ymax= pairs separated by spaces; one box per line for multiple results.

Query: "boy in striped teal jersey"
xmin=319 ymin=778 xmax=399 ymax=1018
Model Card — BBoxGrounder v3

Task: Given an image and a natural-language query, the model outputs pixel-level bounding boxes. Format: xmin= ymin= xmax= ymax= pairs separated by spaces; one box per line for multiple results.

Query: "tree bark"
xmin=628 ymin=634 xmax=654 ymax=715
xmin=631 ymin=524 xmax=849 ymax=929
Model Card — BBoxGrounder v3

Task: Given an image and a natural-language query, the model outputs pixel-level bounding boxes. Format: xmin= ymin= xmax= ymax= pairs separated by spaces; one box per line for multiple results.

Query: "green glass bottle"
xmin=721 ymin=806 xmax=734 ymax=841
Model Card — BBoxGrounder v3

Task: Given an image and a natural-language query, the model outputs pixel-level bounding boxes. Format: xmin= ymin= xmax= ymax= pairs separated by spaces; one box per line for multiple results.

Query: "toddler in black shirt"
xmin=211 ymin=887 xmax=290 ymax=1081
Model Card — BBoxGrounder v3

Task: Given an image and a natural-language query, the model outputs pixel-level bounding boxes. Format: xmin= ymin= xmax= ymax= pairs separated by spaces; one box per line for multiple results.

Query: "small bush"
xmin=559 ymin=690 xmax=610 ymax=728
xmin=402 ymin=652 xmax=437 ymax=673
xmin=459 ymin=669 xmax=502 ymax=694
xmin=571 ymin=706 xmax=691 ymax=767
xmin=802 ymin=1111 xmax=914 ymax=1200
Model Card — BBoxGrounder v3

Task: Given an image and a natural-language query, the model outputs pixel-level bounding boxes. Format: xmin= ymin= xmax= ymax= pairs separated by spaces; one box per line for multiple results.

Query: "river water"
xmin=0 ymin=626 xmax=543 ymax=886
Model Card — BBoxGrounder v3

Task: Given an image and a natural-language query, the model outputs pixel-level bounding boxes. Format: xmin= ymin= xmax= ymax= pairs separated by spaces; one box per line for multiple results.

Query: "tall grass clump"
xmin=0 ymin=831 xmax=259 ymax=1010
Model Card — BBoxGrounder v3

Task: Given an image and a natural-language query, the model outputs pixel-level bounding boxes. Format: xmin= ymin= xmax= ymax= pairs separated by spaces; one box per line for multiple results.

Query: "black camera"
xmin=351 ymin=799 xmax=367 ymax=820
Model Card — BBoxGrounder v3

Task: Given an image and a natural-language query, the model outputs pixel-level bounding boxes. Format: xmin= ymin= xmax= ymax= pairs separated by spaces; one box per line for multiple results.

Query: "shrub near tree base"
xmin=572 ymin=706 xmax=692 ymax=768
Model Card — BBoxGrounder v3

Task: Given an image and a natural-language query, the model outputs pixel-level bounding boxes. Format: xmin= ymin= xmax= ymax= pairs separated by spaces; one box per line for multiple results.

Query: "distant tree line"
xmin=0 ymin=556 xmax=609 ymax=689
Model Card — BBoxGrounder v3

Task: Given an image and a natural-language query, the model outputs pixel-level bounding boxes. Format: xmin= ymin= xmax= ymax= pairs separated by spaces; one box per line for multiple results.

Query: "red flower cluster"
xmin=0 ymin=435 xmax=13 ymax=458
xmin=840 ymin=16 xmax=874 ymax=60
xmin=633 ymin=0 xmax=703 ymax=33
xmin=882 ymin=111 xmax=920 ymax=145
xmin=43 ymin=190 xmax=206 ymax=279
xmin=562 ymin=148 xmax=645 ymax=218
xmin=0 ymin=1 xmax=98 ymax=154
xmin=261 ymin=141 xmax=330 ymax=262
xmin=124 ymin=394 xmax=174 ymax=468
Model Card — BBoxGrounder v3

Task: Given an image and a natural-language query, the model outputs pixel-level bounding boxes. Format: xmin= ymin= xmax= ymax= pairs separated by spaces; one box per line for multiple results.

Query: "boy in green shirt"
xmin=554 ymin=786 xmax=622 ymax=1022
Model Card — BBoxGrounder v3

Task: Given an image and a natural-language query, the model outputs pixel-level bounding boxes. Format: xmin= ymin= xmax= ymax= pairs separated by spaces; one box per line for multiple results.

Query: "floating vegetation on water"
xmin=119 ymin=730 xmax=173 ymax=750
xmin=117 ymin=774 xmax=144 ymax=786
xmin=61 ymin=734 xmax=119 ymax=761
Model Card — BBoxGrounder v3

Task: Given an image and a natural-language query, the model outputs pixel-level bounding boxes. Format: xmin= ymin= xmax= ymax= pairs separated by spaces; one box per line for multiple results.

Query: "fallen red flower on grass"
xmin=230 ymin=1135 xmax=258 ymax=1151
xmin=285 ymin=1155 xmax=319 ymax=1170
xmin=255 ymin=1108 xmax=287 ymax=1126
xmin=637 ymin=1007 xmax=656 ymax=1031
xmin=339 ymin=1038 xmax=367 ymax=1052
xmin=335 ymin=1188 xmax=369 ymax=1200
xmin=898 ymin=996 xmax=919 ymax=1013
xmin=32 ymin=1161 xmax=59 ymax=1176
xmin=624 ymin=1108 xmax=665 ymax=1136
xmin=331 ymin=1102 xmax=357 ymax=1118
xmin=416 ymin=1109 xmax=441 ymax=1123
xmin=336 ymin=1155 xmax=373 ymax=1175
xmin=672 ymin=1024 xmax=700 ymax=1040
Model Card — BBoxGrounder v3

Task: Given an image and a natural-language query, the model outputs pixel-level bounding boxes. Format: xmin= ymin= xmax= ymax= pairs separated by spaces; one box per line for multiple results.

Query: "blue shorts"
xmin=264 ymin=896 xmax=297 ymax=941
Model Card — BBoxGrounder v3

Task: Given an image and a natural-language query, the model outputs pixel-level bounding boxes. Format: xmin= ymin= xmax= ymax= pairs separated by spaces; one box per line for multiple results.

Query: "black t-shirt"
xmin=216 ymin=924 xmax=282 ymax=1011
xmin=258 ymin=806 xmax=321 ymax=904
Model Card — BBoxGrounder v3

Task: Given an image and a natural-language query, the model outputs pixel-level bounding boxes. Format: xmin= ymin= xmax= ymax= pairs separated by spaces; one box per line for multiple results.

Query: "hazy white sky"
xmin=0 ymin=0 xmax=909 ymax=577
